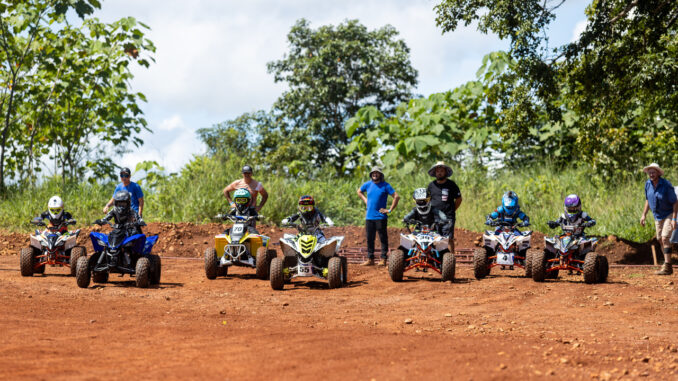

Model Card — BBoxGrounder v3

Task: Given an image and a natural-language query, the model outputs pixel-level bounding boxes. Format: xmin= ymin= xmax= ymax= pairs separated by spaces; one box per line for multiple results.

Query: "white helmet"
xmin=48 ymin=196 xmax=64 ymax=219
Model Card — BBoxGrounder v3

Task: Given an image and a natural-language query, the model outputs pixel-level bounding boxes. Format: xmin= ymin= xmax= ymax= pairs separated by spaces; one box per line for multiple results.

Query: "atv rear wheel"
xmin=583 ymin=252 xmax=599 ymax=284
xmin=388 ymin=248 xmax=406 ymax=282
xmin=255 ymin=247 xmax=272 ymax=280
xmin=473 ymin=249 xmax=489 ymax=279
xmin=441 ymin=252 xmax=456 ymax=282
xmin=340 ymin=256 xmax=348 ymax=284
xmin=135 ymin=257 xmax=151 ymax=288
xmin=270 ymin=257 xmax=284 ymax=290
xmin=92 ymin=271 xmax=109 ymax=283
xmin=532 ymin=250 xmax=547 ymax=282
xmin=547 ymin=269 xmax=559 ymax=279
xmin=524 ymin=250 xmax=533 ymax=278
xmin=204 ymin=247 xmax=218 ymax=280
xmin=217 ymin=266 xmax=229 ymax=277
xmin=20 ymin=247 xmax=34 ymax=277
xmin=596 ymin=255 xmax=609 ymax=283
xmin=327 ymin=256 xmax=343 ymax=289
xmin=75 ymin=256 xmax=91 ymax=288
xmin=151 ymin=254 xmax=162 ymax=285
xmin=69 ymin=246 xmax=86 ymax=277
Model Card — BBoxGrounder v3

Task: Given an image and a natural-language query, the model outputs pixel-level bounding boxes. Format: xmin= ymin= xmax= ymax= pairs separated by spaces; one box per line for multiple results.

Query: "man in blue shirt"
xmin=103 ymin=167 xmax=145 ymax=217
xmin=640 ymin=163 xmax=677 ymax=275
xmin=357 ymin=167 xmax=400 ymax=266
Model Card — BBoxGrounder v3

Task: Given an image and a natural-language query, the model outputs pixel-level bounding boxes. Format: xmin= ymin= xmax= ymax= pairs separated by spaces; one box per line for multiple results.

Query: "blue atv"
xmin=75 ymin=220 xmax=160 ymax=288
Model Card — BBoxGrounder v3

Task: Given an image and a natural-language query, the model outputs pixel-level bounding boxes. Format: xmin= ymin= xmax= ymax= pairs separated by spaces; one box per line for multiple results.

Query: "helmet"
xmin=413 ymin=188 xmax=431 ymax=214
xmin=113 ymin=190 xmax=131 ymax=214
xmin=564 ymin=194 xmax=582 ymax=220
xmin=48 ymin=196 xmax=64 ymax=219
xmin=501 ymin=191 xmax=519 ymax=216
xmin=298 ymin=195 xmax=315 ymax=219
xmin=233 ymin=188 xmax=252 ymax=213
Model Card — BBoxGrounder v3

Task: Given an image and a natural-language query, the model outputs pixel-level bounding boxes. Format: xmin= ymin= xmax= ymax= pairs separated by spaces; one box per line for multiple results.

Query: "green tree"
xmin=266 ymin=18 xmax=418 ymax=172
xmin=434 ymin=0 xmax=678 ymax=175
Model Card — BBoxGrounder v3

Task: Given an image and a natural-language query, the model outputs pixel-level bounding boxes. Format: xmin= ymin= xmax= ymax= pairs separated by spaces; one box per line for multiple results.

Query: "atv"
xmin=388 ymin=222 xmax=455 ymax=282
xmin=20 ymin=218 xmax=86 ymax=277
xmin=204 ymin=215 xmax=276 ymax=280
xmin=532 ymin=223 xmax=607 ymax=284
xmin=75 ymin=220 xmax=160 ymax=288
xmin=269 ymin=222 xmax=347 ymax=290
xmin=474 ymin=221 xmax=532 ymax=280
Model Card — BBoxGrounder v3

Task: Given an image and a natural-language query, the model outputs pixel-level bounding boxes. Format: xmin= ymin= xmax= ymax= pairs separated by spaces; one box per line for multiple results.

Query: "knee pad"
xmin=663 ymin=247 xmax=671 ymax=255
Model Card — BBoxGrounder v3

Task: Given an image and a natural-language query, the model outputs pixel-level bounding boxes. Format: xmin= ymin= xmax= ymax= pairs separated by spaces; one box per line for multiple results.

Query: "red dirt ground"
xmin=1 ymin=223 xmax=677 ymax=380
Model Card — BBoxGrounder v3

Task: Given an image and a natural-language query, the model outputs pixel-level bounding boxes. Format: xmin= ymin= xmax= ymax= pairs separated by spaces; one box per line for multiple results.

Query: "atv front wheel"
xmin=20 ymin=247 xmax=34 ymax=277
xmin=255 ymin=247 xmax=272 ymax=280
xmin=75 ymin=256 xmax=91 ymax=288
xmin=473 ymin=249 xmax=489 ymax=279
xmin=270 ymin=257 xmax=284 ymax=290
xmin=328 ymin=257 xmax=343 ymax=289
xmin=532 ymin=250 xmax=547 ymax=282
xmin=583 ymin=252 xmax=599 ymax=284
xmin=69 ymin=246 xmax=86 ymax=277
xmin=596 ymin=255 xmax=609 ymax=283
xmin=204 ymin=248 xmax=218 ymax=280
xmin=151 ymin=254 xmax=162 ymax=285
xmin=524 ymin=250 xmax=533 ymax=278
xmin=388 ymin=248 xmax=406 ymax=282
xmin=135 ymin=257 xmax=151 ymax=288
xmin=441 ymin=252 xmax=456 ymax=282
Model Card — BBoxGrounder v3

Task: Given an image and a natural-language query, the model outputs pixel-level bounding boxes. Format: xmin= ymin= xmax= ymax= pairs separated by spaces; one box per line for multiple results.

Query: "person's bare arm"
xmin=455 ymin=195 xmax=463 ymax=211
xmin=672 ymin=200 xmax=678 ymax=229
xmin=640 ymin=200 xmax=650 ymax=226
xmin=103 ymin=197 xmax=114 ymax=213
xmin=138 ymin=198 xmax=144 ymax=217
xmin=357 ymin=188 xmax=367 ymax=204
xmin=257 ymin=187 xmax=268 ymax=212
xmin=380 ymin=192 xmax=400 ymax=213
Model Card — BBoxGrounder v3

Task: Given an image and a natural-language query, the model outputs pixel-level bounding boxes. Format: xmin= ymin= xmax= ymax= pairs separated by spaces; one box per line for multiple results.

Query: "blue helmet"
xmin=501 ymin=191 xmax=519 ymax=215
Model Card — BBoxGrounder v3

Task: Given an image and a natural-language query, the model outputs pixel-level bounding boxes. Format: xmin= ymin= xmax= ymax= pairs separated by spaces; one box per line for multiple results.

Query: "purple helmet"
xmin=564 ymin=194 xmax=582 ymax=220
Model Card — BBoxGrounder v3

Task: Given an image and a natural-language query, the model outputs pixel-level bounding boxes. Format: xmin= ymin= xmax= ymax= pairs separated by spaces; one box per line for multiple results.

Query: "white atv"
xmin=474 ymin=220 xmax=532 ymax=279
xmin=388 ymin=223 xmax=455 ymax=282
xmin=269 ymin=224 xmax=347 ymax=290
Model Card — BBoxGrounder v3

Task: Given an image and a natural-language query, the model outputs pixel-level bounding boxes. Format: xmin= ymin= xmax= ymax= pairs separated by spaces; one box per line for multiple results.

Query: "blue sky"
xmin=95 ymin=0 xmax=590 ymax=173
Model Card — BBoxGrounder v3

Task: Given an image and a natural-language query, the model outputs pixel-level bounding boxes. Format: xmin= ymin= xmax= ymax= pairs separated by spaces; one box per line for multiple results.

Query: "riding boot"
xmin=655 ymin=261 xmax=673 ymax=275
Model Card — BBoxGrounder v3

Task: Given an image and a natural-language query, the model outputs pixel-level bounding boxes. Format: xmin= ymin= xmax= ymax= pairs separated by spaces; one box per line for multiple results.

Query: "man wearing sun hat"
xmin=427 ymin=161 xmax=462 ymax=254
xmin=640 ymin=163 xmax=677 ymax=275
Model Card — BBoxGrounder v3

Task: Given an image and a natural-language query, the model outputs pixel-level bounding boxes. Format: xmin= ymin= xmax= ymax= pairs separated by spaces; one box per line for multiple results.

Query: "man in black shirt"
xmin=427 ymin=161 xmax=462 ymax=253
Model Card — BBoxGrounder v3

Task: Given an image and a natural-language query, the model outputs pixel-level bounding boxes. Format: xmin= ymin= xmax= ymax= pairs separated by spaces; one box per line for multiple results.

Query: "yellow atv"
xmin=204 ymin=215 xmax=276 ymax=280
xmin=269 ymin=223 xmax=346 ymax=290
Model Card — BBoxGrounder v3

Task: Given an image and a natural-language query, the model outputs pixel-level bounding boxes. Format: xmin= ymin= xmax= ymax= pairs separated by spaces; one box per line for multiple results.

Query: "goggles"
xmin=415 ymin=199 xmax=429 ymax=206
xmin=49 ymin=207 xmax=63 ymax=215
xmin=299 ymin=205 xmax=314 ymax=212
xmin=566 ymin=206 xmax=580 ymax=213
xmin=234 ymin=197 xmax=250 ymax=205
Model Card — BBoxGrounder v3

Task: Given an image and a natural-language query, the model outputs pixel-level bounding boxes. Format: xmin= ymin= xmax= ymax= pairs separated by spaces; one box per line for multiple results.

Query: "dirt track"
xmin=1 ymin=224 xmax=678 ymax=380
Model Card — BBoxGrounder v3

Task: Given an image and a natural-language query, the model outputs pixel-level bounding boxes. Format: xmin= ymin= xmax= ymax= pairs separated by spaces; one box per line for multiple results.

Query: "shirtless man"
xmin=223 ymin=165 xmax=268 ymax=212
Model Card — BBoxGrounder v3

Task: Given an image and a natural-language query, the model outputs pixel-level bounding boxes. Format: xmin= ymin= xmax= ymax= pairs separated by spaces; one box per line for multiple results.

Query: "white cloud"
xmin=157 ymin=115 xmax=184 ymax=131
xmin=571 ymin=19 xmax=587 ymax=42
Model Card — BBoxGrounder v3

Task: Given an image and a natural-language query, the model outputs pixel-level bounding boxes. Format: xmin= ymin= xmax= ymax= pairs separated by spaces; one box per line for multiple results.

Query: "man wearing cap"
xmin=427 ymin=161 xmax=462 ymax=253
xmin=223 ymin=165 xmax=268 ymax=212
xmin=103 ymin=167 xmax=144 ymax=217
xmin=357 ymin=167 xmax=400 ymax=266
xmin=640 ymin=163 xmax=678 ymax=275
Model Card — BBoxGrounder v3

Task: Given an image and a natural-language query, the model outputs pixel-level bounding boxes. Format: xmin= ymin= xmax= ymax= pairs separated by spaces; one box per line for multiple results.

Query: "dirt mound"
xmin=1 ymin=222 xmax=662 ymax=264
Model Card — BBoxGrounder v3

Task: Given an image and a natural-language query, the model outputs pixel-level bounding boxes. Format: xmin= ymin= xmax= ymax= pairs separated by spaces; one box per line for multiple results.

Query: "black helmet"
xmin=114 ymin=190 xmax=131 ymax=213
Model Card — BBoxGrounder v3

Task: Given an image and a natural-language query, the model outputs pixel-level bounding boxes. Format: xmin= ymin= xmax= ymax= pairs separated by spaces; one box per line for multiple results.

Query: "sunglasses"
xmin=120 ymin=174 xmax=130 ymax=178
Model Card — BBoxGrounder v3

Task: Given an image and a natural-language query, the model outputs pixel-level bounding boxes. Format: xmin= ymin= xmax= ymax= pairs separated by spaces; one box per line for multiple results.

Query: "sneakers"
xmin=361 ymin=258 xmax=375 ymax=266
xmin=655 ymin=262 xmax=674 ymax=275
xmin=379 ymin=259 xmax=387 ymax=266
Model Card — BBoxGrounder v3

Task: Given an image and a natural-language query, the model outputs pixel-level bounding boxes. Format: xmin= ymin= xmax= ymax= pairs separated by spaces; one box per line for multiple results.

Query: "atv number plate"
xmin=496 ymin=252 xmax=514 ymax=266
xmin=232 ymin=225 xmax=244 ymax=234
xmin=297 ymin=263 xmax=313 ymax=277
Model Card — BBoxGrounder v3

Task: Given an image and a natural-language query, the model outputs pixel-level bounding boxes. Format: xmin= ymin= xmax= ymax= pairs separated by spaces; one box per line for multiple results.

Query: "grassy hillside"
xmin=0 ymin=157 xmax=666 ymax=242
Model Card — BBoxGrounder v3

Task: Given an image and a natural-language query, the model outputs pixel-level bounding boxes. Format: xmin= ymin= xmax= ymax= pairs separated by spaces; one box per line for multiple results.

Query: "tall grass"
xmin=0 ymin=157 xmax=666 ymax=242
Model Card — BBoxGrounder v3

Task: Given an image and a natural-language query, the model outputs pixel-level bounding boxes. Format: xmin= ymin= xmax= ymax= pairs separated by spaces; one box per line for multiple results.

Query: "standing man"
xmin=427 ymin=161 xmax=462 ymax=253
xmin=357 ymin=166 xmax=400 ymax=266
xmin=640 ymin=163 xmax=677 ymax=275
xmin=223 ymin=165 xmax=268 ymax=212
xmin=103 ymin=167 xmax=144 ymax=217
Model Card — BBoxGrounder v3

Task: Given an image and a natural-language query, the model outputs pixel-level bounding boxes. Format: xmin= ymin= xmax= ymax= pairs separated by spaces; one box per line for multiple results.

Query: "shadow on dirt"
xmin=90 ymin=281 xmax=184 ymax=289
xmin=400 ymin=276 xmax=472 ymax=284
xmin=284 ymin=279 xmax=367 ymax=290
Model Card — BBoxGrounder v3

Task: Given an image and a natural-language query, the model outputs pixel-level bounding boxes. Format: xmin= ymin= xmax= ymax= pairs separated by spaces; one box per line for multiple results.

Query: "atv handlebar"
xmin=215 ymin=214 xmax=261 ymax=222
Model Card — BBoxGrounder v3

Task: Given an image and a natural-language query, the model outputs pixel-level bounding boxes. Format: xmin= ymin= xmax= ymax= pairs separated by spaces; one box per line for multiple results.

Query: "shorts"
xmin=654 ymin=218 xmax=673 ymax=244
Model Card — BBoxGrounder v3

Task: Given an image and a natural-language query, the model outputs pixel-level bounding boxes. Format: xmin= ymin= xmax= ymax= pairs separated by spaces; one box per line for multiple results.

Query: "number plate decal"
xmin=232 ymin=225 xmax=244 ymax=234
xmin=297 ymin=263 xmax=312 ymax=276
xmin=496 ymin=252 xmax=514 ymax=265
